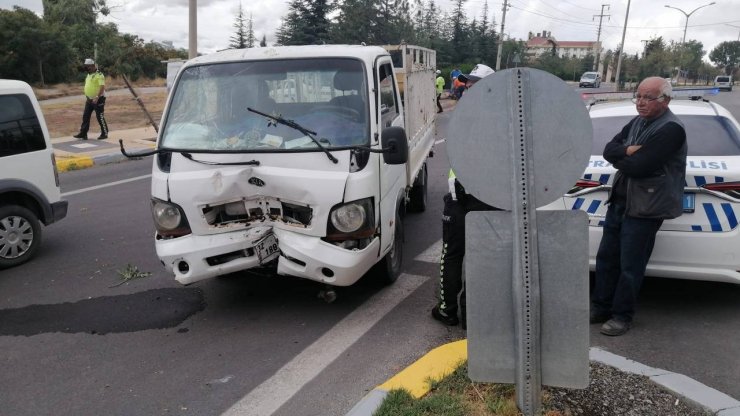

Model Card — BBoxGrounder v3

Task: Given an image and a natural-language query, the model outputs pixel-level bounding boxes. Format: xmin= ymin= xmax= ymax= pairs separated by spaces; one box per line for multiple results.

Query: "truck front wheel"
xmin=0 ymin=205 xmax=42 ymax=269
xmin=408 ymin=163 xmax=427 ymax=213
xmin=372 ymin=210 xmax=404 ymax=285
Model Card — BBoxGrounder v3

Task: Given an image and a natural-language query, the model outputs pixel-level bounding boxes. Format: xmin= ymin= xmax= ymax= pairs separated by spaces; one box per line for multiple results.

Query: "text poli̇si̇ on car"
xmin=543 ymin=88 xmax=740 ymax=284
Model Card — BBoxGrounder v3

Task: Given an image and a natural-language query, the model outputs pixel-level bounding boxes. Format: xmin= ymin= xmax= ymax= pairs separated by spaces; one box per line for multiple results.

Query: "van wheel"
xmin=408 ymin=163 xmax=427 ymax=213
xmin=372 ymin=210 xmax=404 ymax=285
xmin=0 ymin=205 xmax=42 ymax=269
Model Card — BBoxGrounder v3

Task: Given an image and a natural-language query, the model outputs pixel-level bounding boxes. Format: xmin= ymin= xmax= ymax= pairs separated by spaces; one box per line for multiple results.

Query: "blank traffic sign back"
xmin=447 ymin=68 xmax=592 ymax=414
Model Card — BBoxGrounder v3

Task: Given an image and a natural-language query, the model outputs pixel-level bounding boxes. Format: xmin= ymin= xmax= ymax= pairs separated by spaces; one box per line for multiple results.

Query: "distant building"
xmin=525 ymin=31 xmax=600 ymax=60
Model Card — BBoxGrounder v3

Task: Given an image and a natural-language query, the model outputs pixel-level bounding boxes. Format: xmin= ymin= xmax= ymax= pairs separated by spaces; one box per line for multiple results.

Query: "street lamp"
xmin=664 ymin=2 xmax=716 ymax=44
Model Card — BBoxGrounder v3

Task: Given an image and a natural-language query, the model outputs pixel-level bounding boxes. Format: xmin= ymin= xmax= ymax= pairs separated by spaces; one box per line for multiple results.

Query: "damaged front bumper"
xmin=157 ymin=226 xmax=381 ymax=286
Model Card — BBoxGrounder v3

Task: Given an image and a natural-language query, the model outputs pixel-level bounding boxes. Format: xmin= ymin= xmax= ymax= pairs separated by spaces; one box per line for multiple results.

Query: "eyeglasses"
xmin=632 ymin=94 xmax=665 ymax=103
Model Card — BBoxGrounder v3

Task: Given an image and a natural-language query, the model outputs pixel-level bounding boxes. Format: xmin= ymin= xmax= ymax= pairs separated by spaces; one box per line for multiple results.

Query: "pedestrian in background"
xmin=73 ymin=58 xmax=109 ymax=140
xmin=450 ymin=67 xmax=461 ymax=97
xmin=435 ymin=70 xmax=445 ymax=113
xmin=591 ymin=76 xmax=687 ymax=336
xmin=432 ymin=64 xmax=497 ymax=329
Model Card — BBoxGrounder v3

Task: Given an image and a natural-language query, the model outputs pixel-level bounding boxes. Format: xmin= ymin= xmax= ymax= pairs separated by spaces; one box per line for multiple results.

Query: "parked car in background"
xmin=714 ymin=75 xmax=733 ymax=91
xmin=0 ymin=80 xmax=68 ymax=269
xmin=579 ymin=71 xmax=601 ymax=88
xmin=544 ymin=88 xmax=740 ymax=284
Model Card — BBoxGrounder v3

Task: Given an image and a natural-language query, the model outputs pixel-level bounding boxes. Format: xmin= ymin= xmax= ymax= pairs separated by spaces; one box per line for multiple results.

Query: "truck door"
xmin=376 ymin=59 xmax=405 ymax=252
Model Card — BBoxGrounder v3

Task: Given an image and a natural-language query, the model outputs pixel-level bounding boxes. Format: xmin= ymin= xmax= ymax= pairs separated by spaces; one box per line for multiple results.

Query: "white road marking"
xmin=70 ymin=143 xmax=99 ymax=149
xmin=221 ymin=273 xmax=430 ymax=416
xmin=415 ymin=239 xmax=442 ymax=264
xmin=61 ymin=174 xmax=151 ymax=197
xmin=435 ymin=138 xmax=446 ymax=145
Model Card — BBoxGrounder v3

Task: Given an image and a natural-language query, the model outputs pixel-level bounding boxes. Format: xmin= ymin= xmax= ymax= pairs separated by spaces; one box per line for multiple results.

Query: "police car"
xmin=549 ymin=88 xmax=740 ymax=284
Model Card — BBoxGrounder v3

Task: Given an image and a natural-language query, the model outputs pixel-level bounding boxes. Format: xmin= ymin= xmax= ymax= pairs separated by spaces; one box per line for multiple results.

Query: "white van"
xmin=579 ymin=72 xmax=601 ymax=88
xmin=0 ymin=80 xmax=67 ymax=268
xmin=714 ymin=75 xmax=733 ymax=91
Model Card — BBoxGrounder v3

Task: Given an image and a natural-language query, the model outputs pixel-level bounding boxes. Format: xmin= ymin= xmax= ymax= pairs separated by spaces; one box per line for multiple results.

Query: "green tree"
xmin=332 ymin=0 xmax=377 ymax=44
xmin=42 ymin=0 xmax=109 ymax=26
xmin=449 ymin=0 xmax=468 ymax=64
xmin=230 ymin=3 xmax=248 ymax=49
xmin=246 ymin=13 xmax=256 ymax=48
xmin=709 ymin=41 xmax=740 ymax=75
xmin=276 ymin=0 xmax=332 ymax=46
xmin=0 ymin=6 xmax=73 ymax=85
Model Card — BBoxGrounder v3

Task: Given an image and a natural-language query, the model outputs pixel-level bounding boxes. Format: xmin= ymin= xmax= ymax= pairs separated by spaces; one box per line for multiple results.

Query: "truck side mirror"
xmin=381 ymin=126 xmax=409 ymax=165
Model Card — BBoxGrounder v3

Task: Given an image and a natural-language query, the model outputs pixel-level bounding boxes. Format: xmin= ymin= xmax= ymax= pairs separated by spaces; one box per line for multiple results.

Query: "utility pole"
xmin=189 ymin=0 xmax=197 ymax=59
xmin=614 ymin=0 xmax=630 ymax=91
xmin=593 ymin=4 xmax=610 ymax=71
xmin=495 ymin=0 xmax=510 ymax=71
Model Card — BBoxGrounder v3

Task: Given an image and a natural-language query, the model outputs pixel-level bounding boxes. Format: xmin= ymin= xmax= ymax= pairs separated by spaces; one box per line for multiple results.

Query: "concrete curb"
xmin=345 ymin=340 xmax=467 ymax=416
xmin=346 ymin=340 xmax=740 ymax=416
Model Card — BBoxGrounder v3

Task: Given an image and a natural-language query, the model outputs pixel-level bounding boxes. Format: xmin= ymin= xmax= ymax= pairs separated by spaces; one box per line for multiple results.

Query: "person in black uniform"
xmin=431 ymin=64 xmax=497 ymax=329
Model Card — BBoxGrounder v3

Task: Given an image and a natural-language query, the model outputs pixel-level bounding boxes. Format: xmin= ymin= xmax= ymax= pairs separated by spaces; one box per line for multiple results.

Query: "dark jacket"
xmin=604 ymin=109 xmax=687 ymax=219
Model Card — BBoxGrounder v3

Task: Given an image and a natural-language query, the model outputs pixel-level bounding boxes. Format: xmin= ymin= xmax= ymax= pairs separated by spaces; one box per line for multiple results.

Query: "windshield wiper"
xmin=118 ymin=140 xmax=260 ymax=165
xmin=248 ymin=107 xmax=338 ymax=164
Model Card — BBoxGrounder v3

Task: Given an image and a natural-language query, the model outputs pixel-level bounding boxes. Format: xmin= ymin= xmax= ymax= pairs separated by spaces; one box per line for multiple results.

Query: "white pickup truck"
xmin=145 ymin=44 xmax=437 ymax=288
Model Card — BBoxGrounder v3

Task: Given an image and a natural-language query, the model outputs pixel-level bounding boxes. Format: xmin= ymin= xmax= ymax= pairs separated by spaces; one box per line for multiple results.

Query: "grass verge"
xmin=374 ymin=360 xmax=525 ymax=416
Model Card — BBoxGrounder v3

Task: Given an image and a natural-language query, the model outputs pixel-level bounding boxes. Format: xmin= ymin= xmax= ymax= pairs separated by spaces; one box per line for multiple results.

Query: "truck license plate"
xmin=256 ymin=233 xmax=280 ymax=264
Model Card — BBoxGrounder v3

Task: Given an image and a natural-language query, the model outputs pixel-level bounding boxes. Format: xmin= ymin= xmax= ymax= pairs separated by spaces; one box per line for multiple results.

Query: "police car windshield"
xmin=160 ymin=58 xmax=369 ymax=151
xmin=591 ymin=115 xmax=740 ymax=156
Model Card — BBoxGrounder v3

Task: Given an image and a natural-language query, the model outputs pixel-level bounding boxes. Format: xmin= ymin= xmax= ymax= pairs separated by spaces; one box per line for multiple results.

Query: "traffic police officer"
xmin=432 ymin=64 xmax=497 ymax=328
xmin=73 ymin=58 xmax=109 ymax=140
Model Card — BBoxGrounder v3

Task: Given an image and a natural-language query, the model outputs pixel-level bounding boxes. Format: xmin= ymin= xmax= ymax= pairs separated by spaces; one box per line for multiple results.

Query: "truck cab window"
xmin=378 ymin=63 xmax=399 ymax=127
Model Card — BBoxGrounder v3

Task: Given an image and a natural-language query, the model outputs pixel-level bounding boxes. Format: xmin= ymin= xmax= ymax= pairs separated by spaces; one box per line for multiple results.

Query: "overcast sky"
xmin=4 ymin=0 xmax=740 ymax=60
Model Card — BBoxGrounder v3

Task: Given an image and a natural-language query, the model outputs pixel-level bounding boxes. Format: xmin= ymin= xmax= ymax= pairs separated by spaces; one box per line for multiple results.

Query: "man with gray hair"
xmin=591 ymin=77 xmax=687 ymax=336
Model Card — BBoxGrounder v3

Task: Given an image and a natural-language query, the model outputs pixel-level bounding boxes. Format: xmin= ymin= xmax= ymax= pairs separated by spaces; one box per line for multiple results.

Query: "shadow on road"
xmin=0 ymin=287 xmax=204 ymax=336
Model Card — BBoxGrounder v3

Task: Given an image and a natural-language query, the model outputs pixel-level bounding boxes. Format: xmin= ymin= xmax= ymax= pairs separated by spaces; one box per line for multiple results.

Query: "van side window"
xmin=0 ymin=94 xmax=46 ymax=158
xmin=378 ymin=63 xmax=398 ymax=126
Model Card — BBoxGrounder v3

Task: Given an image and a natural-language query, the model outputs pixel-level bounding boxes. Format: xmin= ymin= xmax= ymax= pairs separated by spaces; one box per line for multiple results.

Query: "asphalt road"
xmin=0 ymin=134 xmax=461 ymax=416
xmin=1 ymin=85 xmax=738 ymax=415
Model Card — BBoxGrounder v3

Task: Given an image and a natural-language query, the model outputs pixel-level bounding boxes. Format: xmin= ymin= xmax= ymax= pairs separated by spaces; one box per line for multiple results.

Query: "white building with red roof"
xmin=525 ymin=31 xmax=601 ymax=60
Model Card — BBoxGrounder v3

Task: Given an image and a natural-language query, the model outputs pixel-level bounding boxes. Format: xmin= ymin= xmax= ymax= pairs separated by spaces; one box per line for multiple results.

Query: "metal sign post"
xmin=447 ymin=68 xmax=593 ymax=414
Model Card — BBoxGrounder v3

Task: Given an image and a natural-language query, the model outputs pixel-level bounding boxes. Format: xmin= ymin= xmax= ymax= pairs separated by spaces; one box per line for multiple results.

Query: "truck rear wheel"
xmin=407 ymin=163 xmax=427 ymax=213
xmin=372 ymin=210 xmax=404 ymax=285
xmin=0 ymin=205 xmax=42 ymax=269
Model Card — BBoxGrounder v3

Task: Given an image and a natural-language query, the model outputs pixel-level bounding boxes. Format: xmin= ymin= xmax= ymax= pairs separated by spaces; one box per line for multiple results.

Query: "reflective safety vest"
xmin=448 ymin=169 xmax=458 ymax=200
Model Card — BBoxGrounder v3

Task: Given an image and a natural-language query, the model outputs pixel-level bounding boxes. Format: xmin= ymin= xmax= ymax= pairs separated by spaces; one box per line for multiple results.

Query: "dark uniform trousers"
xmin=438 ymin=189 xmax=498 ymax=319
xmin=80 ymin=96 xmax=108 ymax=136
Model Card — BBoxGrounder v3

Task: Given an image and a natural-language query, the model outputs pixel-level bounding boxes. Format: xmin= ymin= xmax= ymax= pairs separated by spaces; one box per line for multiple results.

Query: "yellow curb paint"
xmin=56 ymin=156 xmax=94 ymax=172
xmin=378 ymin=339 xmax=467 ymax=398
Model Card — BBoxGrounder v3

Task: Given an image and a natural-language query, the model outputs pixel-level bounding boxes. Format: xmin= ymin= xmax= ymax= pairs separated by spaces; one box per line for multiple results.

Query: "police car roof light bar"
xmin=581 ymin=87 xmax=719 ymax=105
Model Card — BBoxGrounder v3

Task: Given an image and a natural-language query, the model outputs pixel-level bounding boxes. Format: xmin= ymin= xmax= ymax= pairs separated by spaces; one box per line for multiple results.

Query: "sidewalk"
xmin=52 ymin=126 xmax=158 ymax=172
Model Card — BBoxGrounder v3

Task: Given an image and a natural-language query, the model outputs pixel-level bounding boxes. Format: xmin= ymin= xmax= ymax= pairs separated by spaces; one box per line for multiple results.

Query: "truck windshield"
xmin=160 ymin=58 xmax=369 ymax=151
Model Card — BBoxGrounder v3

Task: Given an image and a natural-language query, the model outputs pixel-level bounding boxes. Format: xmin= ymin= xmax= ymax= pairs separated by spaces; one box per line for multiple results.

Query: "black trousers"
xmin=79 ymin=96 xmax=108 ymax=136
xmin=437 ymin=191 xmax=497 ymax=317
xmin=436 ymin=93 xmax=443 ymax=112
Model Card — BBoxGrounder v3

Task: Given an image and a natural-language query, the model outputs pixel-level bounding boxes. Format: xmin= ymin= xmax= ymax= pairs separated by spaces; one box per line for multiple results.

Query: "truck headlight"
xmin=151 ymin=198 xmax=191 ymax=238
xmin=326 ymin=198 xmax=375 ymax=241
